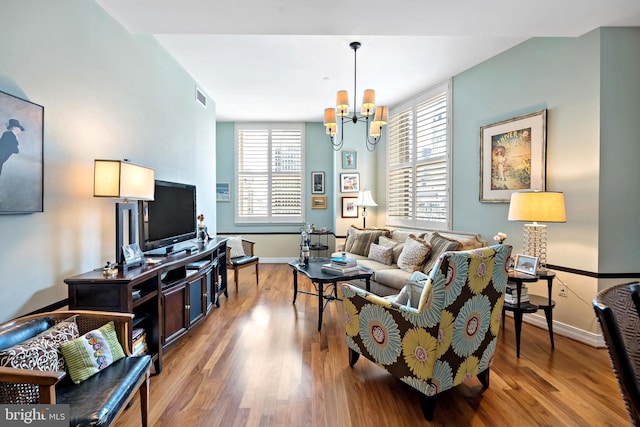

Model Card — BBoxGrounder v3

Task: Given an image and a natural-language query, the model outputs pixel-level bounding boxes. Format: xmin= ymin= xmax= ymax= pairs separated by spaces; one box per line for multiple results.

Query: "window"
xmin=235 ymin=123 xmax=304 ymax=223
xmin=386 ymin=82 xmax=451 ymax=229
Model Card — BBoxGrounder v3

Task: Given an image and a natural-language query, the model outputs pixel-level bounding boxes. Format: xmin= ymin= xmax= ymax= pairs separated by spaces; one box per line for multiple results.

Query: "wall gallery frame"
xmin=0 ymin=90 xmax=44 ymax=214
xmin=341 ymin=196 xmax=359 ymax=218
xmin=216 ymin=182 xmax=230 ymax=202
xmin=340 ymin=172 xmax=360 ymax=193
xmin=342 ymin=150 xmax=357 ymax=169
xmin=480 ymin=109 xmax=547 ymax=203
xmin=311 ymin=171 xmax=325 ymax=194
xmin=311 ymin=196 xmax=327 ymax=209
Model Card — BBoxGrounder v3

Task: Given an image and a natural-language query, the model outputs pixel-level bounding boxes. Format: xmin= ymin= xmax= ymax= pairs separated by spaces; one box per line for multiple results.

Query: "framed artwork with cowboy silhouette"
xmin=0 ymin=90 xmax=44 ymax=214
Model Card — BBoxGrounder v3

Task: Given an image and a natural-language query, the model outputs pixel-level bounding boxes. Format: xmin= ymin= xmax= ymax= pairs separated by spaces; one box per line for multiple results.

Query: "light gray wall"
xmin=598 ymin=27 xmax=640 ymax=275
xmin=0 ymin=0 xmax=216 ymax=322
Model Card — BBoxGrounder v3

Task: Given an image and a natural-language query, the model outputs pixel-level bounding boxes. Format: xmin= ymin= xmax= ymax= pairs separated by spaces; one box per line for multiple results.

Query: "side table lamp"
xmin=355 ymin=189 xmax=377 ymax=228
xmin=507 ymin=191 xmax=566 ymax=273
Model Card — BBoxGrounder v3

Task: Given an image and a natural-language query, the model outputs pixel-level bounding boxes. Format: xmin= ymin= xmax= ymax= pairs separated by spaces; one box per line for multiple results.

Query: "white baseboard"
xmin=260 ymin=259 xmax=606 ymax=348
xmin=505 ymin=311 xmax=605 ymax=348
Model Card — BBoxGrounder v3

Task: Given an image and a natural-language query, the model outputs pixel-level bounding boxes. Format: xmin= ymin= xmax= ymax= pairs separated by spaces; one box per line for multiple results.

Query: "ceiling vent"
xmin=195 ymin=87 xmax=207 ymax=108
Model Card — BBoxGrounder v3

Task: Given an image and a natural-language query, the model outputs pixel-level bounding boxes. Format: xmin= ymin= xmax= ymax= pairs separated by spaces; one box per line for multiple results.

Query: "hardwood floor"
xmin=116 ymin=263 xmax=629 ymax=426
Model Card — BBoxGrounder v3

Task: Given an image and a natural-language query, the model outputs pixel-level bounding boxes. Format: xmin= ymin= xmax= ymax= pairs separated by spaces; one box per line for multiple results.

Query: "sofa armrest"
xmin=0 ymin=366 xmax=66 ymax=404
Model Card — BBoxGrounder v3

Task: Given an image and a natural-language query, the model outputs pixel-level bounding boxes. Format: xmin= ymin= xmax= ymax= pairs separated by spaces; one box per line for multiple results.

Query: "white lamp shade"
xmin=373 ymin=106 xmax=388 ymax=126
xmin=361 ymin=89 xmax=375 ymax=115
xmin=355 ymin=190 xmax=377 ymax=207
xmin=508 ymin=191 xmax=566 ymax=222
xmin=336 ymin=90 xmax=349 ymax=116
xmin=323 ymin=108 xmax=337 ymax=127
xmin=94 ymin=159 xmax=155 ymax=200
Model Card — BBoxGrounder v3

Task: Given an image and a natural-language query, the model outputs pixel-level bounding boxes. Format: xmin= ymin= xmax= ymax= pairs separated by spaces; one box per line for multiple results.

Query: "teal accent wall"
xmin=452 ymin=32 xmax=602 ymax=273
xmin=0 ymin=0 xmax=216 ymax=322
xmin=216 ymin=122 xmax=335 ymax=233
xmin=598 ymin=27 xmax=640 ymax=273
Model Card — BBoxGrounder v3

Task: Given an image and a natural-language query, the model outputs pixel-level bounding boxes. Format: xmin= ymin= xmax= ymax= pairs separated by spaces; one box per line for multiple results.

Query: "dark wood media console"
xmin=64 ymin=238 xmax=228 ymax=374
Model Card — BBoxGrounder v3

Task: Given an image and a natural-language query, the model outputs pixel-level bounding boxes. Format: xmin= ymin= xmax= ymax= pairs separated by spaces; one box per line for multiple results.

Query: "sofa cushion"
xmin=422 ymin=232 xmax=463 ymax=274
xmin=345 ymin=226 xmax=390 ymax=256
xmin=378 ymin=236 xmax=404 ymax=264
xmin=57 ymin=355 xmax=151 ymax=427
xmin=368 ymin=243 xmax=393 ymax=265
xmin=397 ymin=235 xmax=432 ymax=273
xmin=356 ymin=258 xmax=397 ymax=272
xmin=60 ymin=321 xmax=125 ymax=384
xmin=390 ymin=229 xmax=427 ymax=243
xmin=373 ymin=268 xmax=414 ymax=291
xmin=0 ymin=319 xmax=79 ymax=404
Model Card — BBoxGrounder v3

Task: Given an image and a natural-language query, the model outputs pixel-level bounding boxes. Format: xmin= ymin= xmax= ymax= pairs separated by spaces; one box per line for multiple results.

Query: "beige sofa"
xmin=334 ymin=226 xmax=487 ymax=296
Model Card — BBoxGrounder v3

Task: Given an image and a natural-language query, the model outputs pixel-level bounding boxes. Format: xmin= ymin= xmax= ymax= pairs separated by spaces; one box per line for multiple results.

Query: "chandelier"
xmin=323 ymin=41 xmax=388 ymax=152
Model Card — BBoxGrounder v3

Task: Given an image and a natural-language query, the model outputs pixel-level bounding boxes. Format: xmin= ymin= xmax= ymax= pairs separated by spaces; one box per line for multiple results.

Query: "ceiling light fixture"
xmin=323 ymin=41 xmax=388 ymax=152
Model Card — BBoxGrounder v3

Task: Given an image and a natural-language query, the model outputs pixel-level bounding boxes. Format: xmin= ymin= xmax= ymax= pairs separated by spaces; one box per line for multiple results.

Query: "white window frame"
xmin=234 ymin=122 xmax=305 ymax=224
xmin=386 ymin=81 xmax=452 ymax=230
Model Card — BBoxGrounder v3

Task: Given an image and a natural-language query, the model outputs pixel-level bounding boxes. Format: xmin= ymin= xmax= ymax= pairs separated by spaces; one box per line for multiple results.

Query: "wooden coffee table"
xmin=288 ymin=259 xmax=373 ymax=331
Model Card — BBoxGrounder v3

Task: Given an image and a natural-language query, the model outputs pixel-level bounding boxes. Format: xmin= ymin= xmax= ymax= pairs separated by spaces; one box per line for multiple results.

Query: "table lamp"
xmin=355 ymin=190 xmax=377 ymax=228
xmin=508 ymin=191 xmax=566 ymax=272
xmin=94 ymin=159 xmax=155 ymax=268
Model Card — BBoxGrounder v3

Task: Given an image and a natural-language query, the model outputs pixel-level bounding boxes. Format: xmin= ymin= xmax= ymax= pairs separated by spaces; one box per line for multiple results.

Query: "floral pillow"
xmin=367 ymin=243 xmax=393 ymax=265
xmin=60 ymin=321 xmax=125 ymax=384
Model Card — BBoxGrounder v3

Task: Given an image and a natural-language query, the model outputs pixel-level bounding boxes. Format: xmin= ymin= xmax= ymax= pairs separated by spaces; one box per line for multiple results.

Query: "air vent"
xmin=195 ymin=87 xmax=207 ymax=108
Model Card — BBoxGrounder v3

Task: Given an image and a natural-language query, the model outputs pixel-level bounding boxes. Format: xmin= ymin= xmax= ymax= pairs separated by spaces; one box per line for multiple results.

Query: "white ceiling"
xmin=96 ymin=0 xmax=640 ymax=122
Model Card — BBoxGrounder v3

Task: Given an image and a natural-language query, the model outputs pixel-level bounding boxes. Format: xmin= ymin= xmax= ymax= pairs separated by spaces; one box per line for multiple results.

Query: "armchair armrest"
xmin=0 ymin=366 xmax=66 ymax=404
xmin=241 ymin=239 xmax=255 ymax=256
xmin=342 ymin=283 xmax=412 ymax=312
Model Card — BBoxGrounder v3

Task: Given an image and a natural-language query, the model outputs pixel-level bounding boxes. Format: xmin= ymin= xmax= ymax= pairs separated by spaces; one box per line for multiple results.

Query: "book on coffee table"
xmin=321 ymin=263 xmax=361 ymax=276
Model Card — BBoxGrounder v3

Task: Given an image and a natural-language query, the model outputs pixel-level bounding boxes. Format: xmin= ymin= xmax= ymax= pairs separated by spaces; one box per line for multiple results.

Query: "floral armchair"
xmin=342 ymin=244 xmax=512 ymax=420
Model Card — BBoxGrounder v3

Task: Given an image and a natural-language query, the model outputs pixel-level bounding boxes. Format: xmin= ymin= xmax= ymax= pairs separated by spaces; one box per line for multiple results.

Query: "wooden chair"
xmin=593 ymin=282 xmax=640 ymax=426
xmin=342 ymin=245 xmax=512 ymax=420
xmin=227 ymin=238 xmax=259 ymax=293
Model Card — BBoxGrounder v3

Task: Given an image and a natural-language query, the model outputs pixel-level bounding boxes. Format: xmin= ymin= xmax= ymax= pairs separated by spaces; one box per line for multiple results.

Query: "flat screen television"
xmin=139 ymin=180 xmax=197 ymax=254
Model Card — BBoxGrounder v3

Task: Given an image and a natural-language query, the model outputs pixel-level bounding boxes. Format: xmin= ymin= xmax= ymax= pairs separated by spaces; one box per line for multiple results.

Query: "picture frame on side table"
xmin=0 ymin=90 xmax=44 ymax=214
xmin=340 ymin=172 xmax=360 ymax=193
xmin=480 ymin=109 xmax=547 ymax=203
xmin=216 ymin=182 xmax=230 ymax=202
xmin=514 ymin=254 xmax=539 ymax=275
xmin=311 ymin=171 xmax=325 ymax=194
xmin=341 ymin=196 xmax=359 ymax=218
xmin=342 ymin=151 xmax=357 ymax=169
xmin=311 ymin=196 xmax=327 ymax=209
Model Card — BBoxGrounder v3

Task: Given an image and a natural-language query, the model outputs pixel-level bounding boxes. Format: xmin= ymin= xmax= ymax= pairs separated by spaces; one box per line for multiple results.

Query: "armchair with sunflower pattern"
xmin=341 ymin=244 xmax=512 ymax=420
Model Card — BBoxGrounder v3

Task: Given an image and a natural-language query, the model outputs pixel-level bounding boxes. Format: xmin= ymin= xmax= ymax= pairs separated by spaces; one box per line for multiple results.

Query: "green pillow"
xmin=60 ymin=321 xmax=125 ymax=384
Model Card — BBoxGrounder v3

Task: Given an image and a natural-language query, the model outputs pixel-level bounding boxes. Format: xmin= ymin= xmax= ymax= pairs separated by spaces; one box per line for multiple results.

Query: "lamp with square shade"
xmin=508 ymin=191 xmax=566 ymax=273
xmin=93 ymin=159 xmax=155 ymax=269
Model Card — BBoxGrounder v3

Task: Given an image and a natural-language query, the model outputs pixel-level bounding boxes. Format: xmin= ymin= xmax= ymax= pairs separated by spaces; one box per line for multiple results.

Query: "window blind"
xmin=236 ymin=124 xmax=304 ymax=223
xmin=387 ymin=83 xmax=450 ymax=229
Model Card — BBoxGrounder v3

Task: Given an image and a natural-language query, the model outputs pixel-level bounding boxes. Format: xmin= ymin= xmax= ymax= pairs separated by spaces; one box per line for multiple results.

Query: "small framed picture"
xmin=311 ymin=171 xmax=325 ymax=194
xmin=342 ymin=196 xmax=359 ymax=218
xmin=342 ymin=150 xmax=357 ymax=169
xmin=311 ymin=196 xmax=327 ymax=209
xmin=514 ymin=254 xmax=539 ymax=275
xmin=216 ymin=182 xmax=230 ymax=202
xmin=121 ymin=243 xmax=144 ymax=267
xmin=340 ymin=172 xmax=360 ymax=193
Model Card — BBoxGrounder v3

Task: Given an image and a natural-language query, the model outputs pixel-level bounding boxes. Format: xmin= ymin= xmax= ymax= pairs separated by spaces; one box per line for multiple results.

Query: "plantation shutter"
xmin=387 ymin=83 xmax=450 ymax=228
xmin=236 ymin=124 xmax=304 ymax=223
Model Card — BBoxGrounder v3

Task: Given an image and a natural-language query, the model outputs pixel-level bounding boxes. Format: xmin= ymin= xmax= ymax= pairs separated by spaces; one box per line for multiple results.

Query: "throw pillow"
xmin=421 ymin=232 xmax=463 ymax=274
xmin=397 ymin=235 xmax=432 ymax=273
xmin=378 ymin=236 xmax=404 ymax=265
xmin=0 ymin=319 xmax=79 ymax=404
xmin=227 ymin=236 xmax=245 ymax=258
xmin=367 ymin=243 xmax=393 ymax=265
xmin=60 ymin=321 xmax=125 ymax=384
xmin=345 ymin=226 xmax=390 ymax=257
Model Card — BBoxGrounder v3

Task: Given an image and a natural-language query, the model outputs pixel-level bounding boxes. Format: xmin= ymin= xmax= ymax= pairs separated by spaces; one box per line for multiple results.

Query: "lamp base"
xmin=523 ymin=223 xmax=547 ymax=270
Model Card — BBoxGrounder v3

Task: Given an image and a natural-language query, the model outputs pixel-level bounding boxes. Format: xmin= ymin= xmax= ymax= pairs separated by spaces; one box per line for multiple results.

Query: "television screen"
xmin=139 ymin=180 xmax=196 ymax=254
